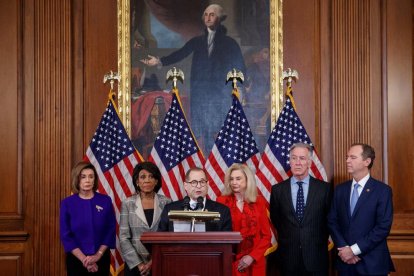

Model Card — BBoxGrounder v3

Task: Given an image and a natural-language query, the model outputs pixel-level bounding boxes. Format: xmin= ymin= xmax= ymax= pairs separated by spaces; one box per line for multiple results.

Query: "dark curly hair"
xmin=132 ymin=162 xmax=162 ymax=193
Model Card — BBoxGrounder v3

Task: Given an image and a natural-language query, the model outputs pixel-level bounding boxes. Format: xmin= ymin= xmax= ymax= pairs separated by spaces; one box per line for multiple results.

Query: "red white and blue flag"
xmin=255 ymin=87 xmax=328 ymax=202
xmin=84 ymin=92 xmax=143 ymax=275
xmin=149 ymin=89 xmax=205 ymax=201
xmin=205 ymin=91 xmax=261 ymax=200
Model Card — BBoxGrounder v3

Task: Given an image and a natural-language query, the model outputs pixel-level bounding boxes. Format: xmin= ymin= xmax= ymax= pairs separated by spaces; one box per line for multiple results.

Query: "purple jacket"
xmin=60 ymin=193 xmax=116 ymax=254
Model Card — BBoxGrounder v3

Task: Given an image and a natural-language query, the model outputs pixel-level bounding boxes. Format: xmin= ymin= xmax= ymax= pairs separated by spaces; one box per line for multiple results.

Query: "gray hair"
xmin=203 ymin=4 xmax=227 ymax=22
xmin=289 ymin=143 xmax=314 ymax=157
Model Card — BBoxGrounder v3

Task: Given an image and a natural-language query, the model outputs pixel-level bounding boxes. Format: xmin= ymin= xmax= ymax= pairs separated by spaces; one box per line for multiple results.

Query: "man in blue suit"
xmin=328 ymin=143 xmax=394 ymax=275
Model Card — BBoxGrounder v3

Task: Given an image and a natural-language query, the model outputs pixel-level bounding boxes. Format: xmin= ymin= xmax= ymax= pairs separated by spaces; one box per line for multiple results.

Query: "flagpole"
xmin=282 ymin=68 xmax=299 ymax=111
xmin=226 ymin=68 xmax=244 ymax=99
xmin=103 ymin=70 xmax=121 ymax=118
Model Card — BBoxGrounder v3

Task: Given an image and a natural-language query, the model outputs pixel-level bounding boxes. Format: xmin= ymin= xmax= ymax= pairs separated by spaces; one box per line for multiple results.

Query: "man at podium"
xmin=158 ymin=167 xmax=232 ymax=231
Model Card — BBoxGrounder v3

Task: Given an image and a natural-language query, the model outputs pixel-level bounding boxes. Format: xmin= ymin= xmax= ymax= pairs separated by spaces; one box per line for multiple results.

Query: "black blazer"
xmin=157 ymin=198 xmax=232 ymax=232
xmin=270 ymin=176 xmax=331 ymax=272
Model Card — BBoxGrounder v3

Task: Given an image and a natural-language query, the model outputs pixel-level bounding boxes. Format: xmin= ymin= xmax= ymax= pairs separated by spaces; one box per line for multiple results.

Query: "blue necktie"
xmin=296 ymin=181 xmax=305 ymax=222
xmin=350 ymin=183 xmax=360 ymax=215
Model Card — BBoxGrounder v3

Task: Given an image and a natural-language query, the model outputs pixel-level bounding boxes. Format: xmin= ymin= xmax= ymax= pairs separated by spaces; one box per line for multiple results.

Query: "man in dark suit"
xmin=158 ymin=167 xmax=232 ymax=231
xmin=328 ymin=143 xmax=394 ymax=275
xmin=269 ymin=143 xmax=331 ymax=276
xmin=142 ymin=4 xmax=245 ymax=152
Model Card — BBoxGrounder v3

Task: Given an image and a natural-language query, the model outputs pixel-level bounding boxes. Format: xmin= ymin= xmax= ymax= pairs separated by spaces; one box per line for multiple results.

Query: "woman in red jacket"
xmin=217 ymin=163 xmax=271 ymax=276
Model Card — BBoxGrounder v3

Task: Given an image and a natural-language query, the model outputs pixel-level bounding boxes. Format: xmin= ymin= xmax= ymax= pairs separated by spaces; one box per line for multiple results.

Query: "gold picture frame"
xmin=117 ymin=0 xmax=283 ymax=156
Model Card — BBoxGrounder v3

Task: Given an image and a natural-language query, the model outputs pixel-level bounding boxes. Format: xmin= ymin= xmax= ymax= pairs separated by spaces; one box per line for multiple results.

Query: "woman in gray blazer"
xmin=119 ymin=162 xmax=171 ymax=276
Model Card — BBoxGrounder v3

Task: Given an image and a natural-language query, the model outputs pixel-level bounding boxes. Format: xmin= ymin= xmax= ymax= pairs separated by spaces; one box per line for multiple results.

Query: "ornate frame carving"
xmin=117 ymin=0 xmax=283 ymax=135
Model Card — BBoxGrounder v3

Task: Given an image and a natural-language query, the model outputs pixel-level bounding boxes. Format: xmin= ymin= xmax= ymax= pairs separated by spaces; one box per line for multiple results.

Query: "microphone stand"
xmin=190 ymin=217 xmax=197 ymax=232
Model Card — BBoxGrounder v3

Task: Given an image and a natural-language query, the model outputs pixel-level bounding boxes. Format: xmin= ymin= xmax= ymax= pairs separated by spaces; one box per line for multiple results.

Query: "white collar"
xmin=189 ymin=197 xmax=206 ymax=210
xmin=352 ymin=173 xmax=370 ymax=189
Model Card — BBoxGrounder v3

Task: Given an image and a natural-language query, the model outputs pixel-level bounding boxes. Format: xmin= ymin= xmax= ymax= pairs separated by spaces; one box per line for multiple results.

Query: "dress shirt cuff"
xmin=350 ymin=243 xmax=361 ymax=255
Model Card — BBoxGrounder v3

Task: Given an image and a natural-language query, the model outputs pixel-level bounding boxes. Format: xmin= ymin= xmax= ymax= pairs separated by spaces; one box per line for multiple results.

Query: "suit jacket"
xmin=327 ymin=177 xmax=395 ymax=274
xmin=157 ymin=198 xmax=232 ymax=232
xmin=160 ymin=25 xmax=245 ymax=151
xmin=119 ymin=194 xmax=172 ymax=269
xmin=269 ymin=176 xmax=331 ymax=273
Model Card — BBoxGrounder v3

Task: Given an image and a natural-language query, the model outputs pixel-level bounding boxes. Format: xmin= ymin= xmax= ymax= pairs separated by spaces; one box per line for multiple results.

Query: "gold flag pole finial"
xmin=282 ymin=68 xmax=299 ymax=110
xmin=226 ymin=68 xmax=244 ymax=98
xmin=166 ymin=67 xmax=184 ymax=92
xmin=103 ymin=70 xmax=120 ymax=98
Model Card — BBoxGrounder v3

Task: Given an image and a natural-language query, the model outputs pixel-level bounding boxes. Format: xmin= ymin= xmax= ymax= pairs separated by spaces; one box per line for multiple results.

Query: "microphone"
xmin=196 ymin=196 xmax=204 ymax=211
xmin=183 ymin=196 xmax=190 ymax=211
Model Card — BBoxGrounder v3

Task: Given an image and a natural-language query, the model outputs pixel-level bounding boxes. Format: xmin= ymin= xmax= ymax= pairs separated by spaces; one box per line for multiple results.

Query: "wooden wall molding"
xmin=31 ymin=0 xmax=73 ymax=274
xmin=331 ymin=0 xmax=383 ymax=184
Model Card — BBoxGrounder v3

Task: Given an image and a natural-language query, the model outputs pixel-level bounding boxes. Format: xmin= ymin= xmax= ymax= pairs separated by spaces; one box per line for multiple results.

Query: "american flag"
xmin=149 ymin=89 xmax=205 ymax=201
xmin=84 ymin=93 xmax=143 ymax=275
xmin=255 ymin=87 xmax=328 ymax=202
xmin=205 ymin=91 xmax=261 ymax=200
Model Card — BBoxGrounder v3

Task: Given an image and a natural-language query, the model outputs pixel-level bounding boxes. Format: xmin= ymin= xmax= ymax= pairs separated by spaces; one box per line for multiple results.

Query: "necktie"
xmin=296 ymin=181 xmax=305 ymax=222
xmin=350 ymin=183 xmax=360 ymax=215
xmin=207 ymin=32 xmax=214 ymax=56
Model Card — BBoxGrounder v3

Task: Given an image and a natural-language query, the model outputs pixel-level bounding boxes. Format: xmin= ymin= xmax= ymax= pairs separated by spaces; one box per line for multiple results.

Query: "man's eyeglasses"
xmin=186 ymin=180 xmax=208 ymax=187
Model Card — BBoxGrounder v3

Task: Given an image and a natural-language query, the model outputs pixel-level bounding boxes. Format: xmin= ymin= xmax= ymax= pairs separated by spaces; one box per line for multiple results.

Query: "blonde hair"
xmin=71 ymin=161 xmax=99 ymax=193
xmin=222 ymin=163 xmax=257 ymax=203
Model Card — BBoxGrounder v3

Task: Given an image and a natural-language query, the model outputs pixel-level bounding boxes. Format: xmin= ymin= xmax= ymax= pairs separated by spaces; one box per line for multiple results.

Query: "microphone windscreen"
xmin=196 ymin=196 xmax=204 ymax=210
xmin=183 ymin=196 xmax=190 ymax=210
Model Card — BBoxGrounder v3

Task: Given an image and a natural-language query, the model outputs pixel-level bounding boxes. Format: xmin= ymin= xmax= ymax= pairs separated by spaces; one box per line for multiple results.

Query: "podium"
xmin=141 ymin=232 xmax=242 ymax=276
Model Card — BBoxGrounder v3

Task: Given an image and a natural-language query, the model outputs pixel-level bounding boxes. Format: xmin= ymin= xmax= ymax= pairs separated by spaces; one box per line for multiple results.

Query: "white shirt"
xmin=189 ymin=197 xmax=206 ymax=211
xmin=207 ymin=29 xmax=216 ymax=55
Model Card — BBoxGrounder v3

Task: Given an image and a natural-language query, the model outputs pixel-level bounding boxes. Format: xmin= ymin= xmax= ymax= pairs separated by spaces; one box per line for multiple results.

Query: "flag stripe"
xmin=84 ymin=98 xmax=143 ymax=275
xmin=255 ymin=92 xmax=329 ymax=253
xmin=149 ymin=90 xmax=205 ymax=201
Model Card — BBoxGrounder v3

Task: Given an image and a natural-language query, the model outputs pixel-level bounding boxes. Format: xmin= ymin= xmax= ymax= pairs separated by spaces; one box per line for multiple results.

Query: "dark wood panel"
xmin=0 ymin=240 xmax=25 ymax=275
xmin=31 ymin=0 xmax=73 ymax=274
xmin=0 ymin=0 xmax=20 ymax=216
xmin=283 ymin=0 xmax=319 ymax=150
xmin=386 ymin=0 xmax=414 ymax=215
xmin=0 ymin=256 xmax=21 ymax=275
xmin=331 ymin=0 xmax=384 ymax=184
xmin=83 ymin=0 xmax=118 ymax=148
xmin=390 ymin=257 xmax=414 ymax=276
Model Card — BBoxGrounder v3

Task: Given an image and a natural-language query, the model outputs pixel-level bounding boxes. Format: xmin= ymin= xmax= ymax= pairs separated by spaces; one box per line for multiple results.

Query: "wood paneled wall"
xmin=284 ymin=0 xmax=414 ymax=274
xmin=0 ymin=0 xmax=30 ymax=273
xmin=0 ymin=0 xmax=117 ymax=274
xmin=385 ymin=0 xmax=414 ymax=273
xmin=0 ymin=0 xmax=412 ymax=274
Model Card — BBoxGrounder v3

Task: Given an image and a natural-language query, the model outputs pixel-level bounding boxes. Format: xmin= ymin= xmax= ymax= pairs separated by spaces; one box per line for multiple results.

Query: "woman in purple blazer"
xmin=60 ymin=161 xmax=116 ymax=275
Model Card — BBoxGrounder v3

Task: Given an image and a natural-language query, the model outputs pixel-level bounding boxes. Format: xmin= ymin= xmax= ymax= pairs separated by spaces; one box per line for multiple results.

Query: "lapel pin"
xmin=366 ymin=189 xmax=370 ymax=192
xmin=96 ymin=205 xmax=103 ymax=212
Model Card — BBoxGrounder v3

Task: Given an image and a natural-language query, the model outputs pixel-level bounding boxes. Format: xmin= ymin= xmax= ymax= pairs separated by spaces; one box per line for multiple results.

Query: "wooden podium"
xmin=141 ymin=232 xmax=242 ymax=276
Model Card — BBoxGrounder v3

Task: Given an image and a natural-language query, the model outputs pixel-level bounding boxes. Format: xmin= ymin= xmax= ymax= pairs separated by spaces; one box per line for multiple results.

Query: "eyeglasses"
xmin=186 ymin=180 xmax=208 ymax=187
